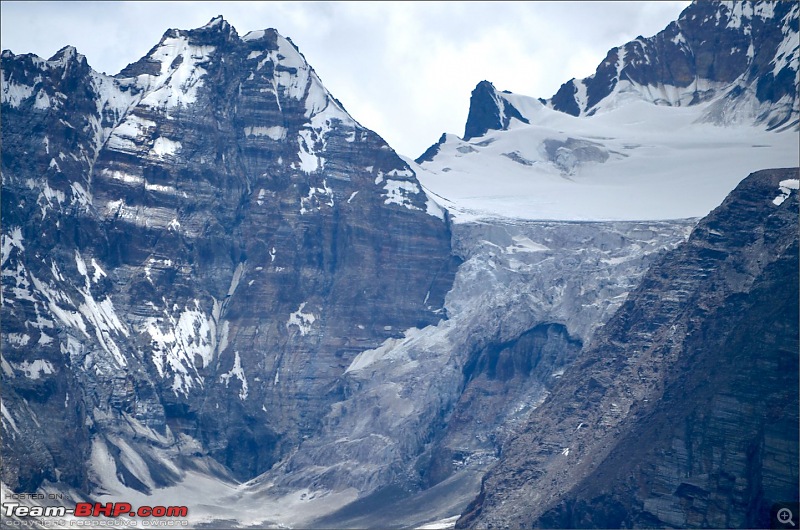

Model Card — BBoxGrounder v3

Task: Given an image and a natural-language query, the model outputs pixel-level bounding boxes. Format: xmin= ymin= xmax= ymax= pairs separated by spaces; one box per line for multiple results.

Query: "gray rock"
xmin=1 ymin=17 xmax=456 ymax=493
xmin=459 ymin=168 xmax=799 ymax=529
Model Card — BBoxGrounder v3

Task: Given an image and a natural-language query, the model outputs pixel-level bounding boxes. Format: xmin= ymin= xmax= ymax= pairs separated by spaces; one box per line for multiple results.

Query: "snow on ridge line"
xmin=242 ymin=29 xmax=266 ymax=42
xmin=773 ymin=178 xmax=799 ymax=206
xmin=136 ymin=36 xmax=216 ymax=110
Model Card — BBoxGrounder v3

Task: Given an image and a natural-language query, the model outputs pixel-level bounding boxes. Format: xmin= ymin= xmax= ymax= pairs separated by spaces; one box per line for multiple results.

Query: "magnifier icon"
xmin=778 ymin=508 xmax=795 ymax=526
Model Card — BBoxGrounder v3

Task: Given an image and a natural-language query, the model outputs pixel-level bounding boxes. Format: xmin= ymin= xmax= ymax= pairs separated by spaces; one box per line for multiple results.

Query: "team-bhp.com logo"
xmin=3 ymin=502 xmax=188 ymax=526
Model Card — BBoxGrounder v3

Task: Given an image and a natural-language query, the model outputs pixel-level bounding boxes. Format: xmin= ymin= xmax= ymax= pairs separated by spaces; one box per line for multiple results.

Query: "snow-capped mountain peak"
xmin=2 ymin=13 xmax=454 ymax=508
xmin=462 ymin=80 xmax=536 ymax=140
xmin=414 ymin=0 xmax=799 ymax=223
xmin=548 ymin=0 xmax=798 ymax=129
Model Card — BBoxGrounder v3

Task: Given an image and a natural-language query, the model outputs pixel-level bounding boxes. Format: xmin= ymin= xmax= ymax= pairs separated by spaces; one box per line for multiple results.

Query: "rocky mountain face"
xmin=1 ymin=16 xmax=457 ymax=495
xmin=291 ymin=219 xmax=693 ymax=528
xmin=462 ymin=81 xmax=532 ymax=141
xmin=550 ymin=0 xmax=799 ymax=128
xmin=458 ymin=168 xmax=799 ymax=528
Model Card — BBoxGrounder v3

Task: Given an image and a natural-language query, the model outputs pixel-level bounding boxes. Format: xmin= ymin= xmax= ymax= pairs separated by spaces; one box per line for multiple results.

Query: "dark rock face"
xmin=422 ymin=323 xmax=583 ymax=488
xmin=416 ymin=133 xmax=448 ymax=164
xmin=550 ymin=79 xmax=581 ymax=117
xmin=549 ymin=1 xmax=799 ymax=129
xmin=463 ymin=81 xmax=529 ymax=141
xmin=1 ymin=16 xmax=457 ymax=492
xmin=458 ymin=168 xmax=799 ymax=528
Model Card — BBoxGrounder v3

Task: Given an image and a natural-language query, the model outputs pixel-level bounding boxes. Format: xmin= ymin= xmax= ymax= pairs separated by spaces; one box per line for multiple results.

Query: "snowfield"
xmin=414 ymin=97 xmax=799 ymax=222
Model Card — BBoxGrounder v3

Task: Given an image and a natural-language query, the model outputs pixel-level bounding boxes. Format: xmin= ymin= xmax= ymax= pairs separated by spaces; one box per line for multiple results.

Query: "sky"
xmin=0 ymin=1 xmax=690 ymax=158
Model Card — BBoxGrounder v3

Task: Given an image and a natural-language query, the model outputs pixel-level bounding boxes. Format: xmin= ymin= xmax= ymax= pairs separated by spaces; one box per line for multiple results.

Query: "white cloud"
xmin=0 ymin=0 xmax=689 ymax=158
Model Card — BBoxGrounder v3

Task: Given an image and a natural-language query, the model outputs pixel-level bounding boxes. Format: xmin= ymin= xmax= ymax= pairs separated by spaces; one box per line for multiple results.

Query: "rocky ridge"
xmin=421 ymin=1 xmax=798 ymax=170
xmin=458 ymin=168 xmax=799 ymax=528
xmin=552 ymin=0 xmax=799 ymax=128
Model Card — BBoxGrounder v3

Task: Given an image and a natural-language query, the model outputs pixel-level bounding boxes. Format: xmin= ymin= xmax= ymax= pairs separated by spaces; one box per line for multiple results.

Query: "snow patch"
xmin=771 ymin=15 xmax=799 ymax=76
xmin=91 ymin=258 xmax=107 ymax=283
xmin=5 ymin=333 xmax=30 ymax=347
xmin=143 ymin=301 xmax=217 ymax=396
xmin=227 ymin=262 xmax=246 ymax=297
xmin=35 ymin=181 xmax=67 ymax=218
xmin=1 ymin=403 xmax=20 ymax=436
xmin=1 ymin=77 xmax=34 ymax=107
xmin=33 ymin=90 xmax=51 ymax=110
xmin=137 ymin=37 xmax=216 ymax=111
xmin=773 ymin=178 xmax=799 ymax=206
xmin=27 ymin=267 xmax=131 ymax=368
xmin=152 ymin=137 xmax=182 ymax=157
xmin=383 ymin=179 xmax=422 ymax=211
xmin=241 ymin=29 xmax=266 ymax=42
xmin=106 ymin=114 xmax=157 ymax=153
xmin=70 ymin=181 xmax=92 ymax=206
xmin=245 ymin=126 xmax=286 ymax=140
xmin=220 ymin=351 xmax=249 ymax=400
xmin=297 ymin=129 xmax=324 ymax=173
xmin=287 ymin=302 xmax=316 ymax=336
xmin=16 ymin=359 xmax=55 ymax=380
xmin=300 ymin=179 xmax=334 ymax=215
xmin=1 ymin=227 xmax=25 ymax=267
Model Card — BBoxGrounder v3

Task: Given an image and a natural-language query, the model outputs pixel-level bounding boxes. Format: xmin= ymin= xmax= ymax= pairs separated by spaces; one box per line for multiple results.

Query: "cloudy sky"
xmin=1 ymin=1 xmax=689 ymax=158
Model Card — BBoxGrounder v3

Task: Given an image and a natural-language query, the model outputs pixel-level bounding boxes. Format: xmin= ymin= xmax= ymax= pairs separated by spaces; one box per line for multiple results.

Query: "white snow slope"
xmin=415 ymin=94 xmax=799 ymax=223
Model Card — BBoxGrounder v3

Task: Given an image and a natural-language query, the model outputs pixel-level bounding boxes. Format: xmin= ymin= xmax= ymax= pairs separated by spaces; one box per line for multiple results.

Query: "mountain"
xmin=550 ymin=1 xmax=798 ymax=127
xmin=415 ymin=0 xmax=799 ymax=223
xmin=1 ymin=15 xmax=457 ymax=497
xmin=458 ymin=167 xmax=799 ymax=528
xmin=1 ymin=3 xmax=798 ymax=529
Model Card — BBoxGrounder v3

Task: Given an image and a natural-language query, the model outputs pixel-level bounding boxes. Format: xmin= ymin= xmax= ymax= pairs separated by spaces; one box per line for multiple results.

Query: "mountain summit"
xmin=549 ymin=0 xmax=798 ymax=128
